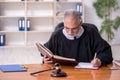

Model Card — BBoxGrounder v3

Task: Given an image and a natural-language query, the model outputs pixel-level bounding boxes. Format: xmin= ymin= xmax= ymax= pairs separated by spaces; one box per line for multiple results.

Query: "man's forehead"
xmin=64 ymin=19 xmax=78 ymax=25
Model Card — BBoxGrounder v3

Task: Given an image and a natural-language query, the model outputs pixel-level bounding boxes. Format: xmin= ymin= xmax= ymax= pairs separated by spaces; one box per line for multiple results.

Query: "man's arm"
xmin=89 ymin=26 xmax=113 ymax=66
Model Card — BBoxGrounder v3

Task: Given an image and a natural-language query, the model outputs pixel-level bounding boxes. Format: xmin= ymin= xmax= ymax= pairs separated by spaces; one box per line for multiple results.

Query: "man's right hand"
xmin=43 ymin=55 xmax=53 ymax=64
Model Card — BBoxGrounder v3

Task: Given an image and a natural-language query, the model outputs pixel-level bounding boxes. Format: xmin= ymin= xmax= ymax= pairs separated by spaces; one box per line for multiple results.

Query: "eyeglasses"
xmin=65 ymin=23 xmax=80 ymax=33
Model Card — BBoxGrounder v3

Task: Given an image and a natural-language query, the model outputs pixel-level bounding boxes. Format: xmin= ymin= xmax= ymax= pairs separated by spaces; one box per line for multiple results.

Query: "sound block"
xmin=50 ymin=71 xmax=67 ymax=77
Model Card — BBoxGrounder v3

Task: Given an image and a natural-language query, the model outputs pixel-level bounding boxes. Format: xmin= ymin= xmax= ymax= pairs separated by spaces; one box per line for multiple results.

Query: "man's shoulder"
xmin=82 ymin=23 xmax=98 ymax=32
xmin=51 ymin=29 xmax=63 ymax=37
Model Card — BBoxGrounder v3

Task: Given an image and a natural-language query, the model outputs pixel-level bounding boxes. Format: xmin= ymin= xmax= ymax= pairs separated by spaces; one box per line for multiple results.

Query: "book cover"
xmin=36 ymin=43 xmax=78 ymax=65
xmin=114 ymin=60 xmax=120 ymax=66
xmin=0 ymin=64 xmax=27 ymax=72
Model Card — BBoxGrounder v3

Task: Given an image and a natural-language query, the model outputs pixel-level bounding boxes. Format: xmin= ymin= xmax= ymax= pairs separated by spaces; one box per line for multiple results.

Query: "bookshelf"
xmin=0 ymin=0 xmax=84 ymax=47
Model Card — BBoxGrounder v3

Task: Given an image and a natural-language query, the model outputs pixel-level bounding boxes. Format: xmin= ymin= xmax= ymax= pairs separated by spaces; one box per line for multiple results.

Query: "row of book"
xmin=18 ymin=18 xmax=30 ymax=31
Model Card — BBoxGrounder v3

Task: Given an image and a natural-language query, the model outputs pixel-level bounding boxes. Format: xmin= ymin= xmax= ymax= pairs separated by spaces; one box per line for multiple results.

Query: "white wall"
xmin=0 ymin=47 xmax=43 ymax=65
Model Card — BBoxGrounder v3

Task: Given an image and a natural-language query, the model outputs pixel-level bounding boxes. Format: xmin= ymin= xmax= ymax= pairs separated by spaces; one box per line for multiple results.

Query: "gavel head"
xmin=54 ymin=63 xmax=60 ymax=67
xmin=51 ymin=63 xmax=67 ymax=77
xmin=54 ymin=63 xmax=61 ymax=73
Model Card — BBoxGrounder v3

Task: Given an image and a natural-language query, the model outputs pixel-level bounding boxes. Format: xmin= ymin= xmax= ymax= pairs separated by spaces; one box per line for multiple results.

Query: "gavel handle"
xmin=30 ymin=67 xmax=55 ymax=75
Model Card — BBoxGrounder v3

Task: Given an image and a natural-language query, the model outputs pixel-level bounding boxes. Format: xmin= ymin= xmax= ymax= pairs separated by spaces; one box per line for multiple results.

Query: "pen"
xmin=92 ymin=53 xmax=97 ymax=65
xmin=94 ymin=53 xmax=97 ymax=60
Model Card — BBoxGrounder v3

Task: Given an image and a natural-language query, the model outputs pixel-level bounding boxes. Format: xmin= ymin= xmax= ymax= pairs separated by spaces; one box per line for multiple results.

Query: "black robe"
xmin=44 ymin=23 xmax=113 ymax=65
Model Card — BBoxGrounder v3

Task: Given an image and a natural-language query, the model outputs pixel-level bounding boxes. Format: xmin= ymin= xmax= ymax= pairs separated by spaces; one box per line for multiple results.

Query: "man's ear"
xmin=79 ymin=19 xmax=82 ymax=25
xmin=63 ymin=23 xmax=65 ymax=27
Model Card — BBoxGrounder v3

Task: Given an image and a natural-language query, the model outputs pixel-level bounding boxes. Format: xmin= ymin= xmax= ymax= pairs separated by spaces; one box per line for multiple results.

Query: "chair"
xmin=53 ymin=22 xmax=98 ymax=32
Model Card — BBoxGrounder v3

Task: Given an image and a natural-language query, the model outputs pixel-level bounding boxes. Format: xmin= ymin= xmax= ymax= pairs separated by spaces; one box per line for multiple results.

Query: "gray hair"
xmin=64 ymin=9 xmax=81 ymax=23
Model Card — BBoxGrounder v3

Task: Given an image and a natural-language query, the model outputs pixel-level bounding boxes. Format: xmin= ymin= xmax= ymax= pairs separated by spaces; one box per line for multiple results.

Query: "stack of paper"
xmin=75 ymin=62 xmax=99 ymax=70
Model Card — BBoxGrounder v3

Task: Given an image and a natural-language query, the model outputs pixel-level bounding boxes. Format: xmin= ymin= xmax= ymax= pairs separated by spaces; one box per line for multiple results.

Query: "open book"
xmin=36 ymin=43 xmax=78 ymax=65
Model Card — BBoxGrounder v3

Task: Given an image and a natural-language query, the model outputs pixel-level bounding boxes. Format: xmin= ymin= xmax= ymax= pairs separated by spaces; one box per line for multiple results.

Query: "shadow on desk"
xmin=90 ymin=68 xmax=111 ymax=80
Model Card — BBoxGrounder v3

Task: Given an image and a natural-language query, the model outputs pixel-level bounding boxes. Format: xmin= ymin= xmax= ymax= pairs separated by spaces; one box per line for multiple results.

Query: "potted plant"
xmin=93 ymin=0 xmax=120 ymax=41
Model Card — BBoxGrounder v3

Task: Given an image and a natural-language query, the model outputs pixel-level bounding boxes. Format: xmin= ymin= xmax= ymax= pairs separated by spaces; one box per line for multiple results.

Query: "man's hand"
xmin=91 ymin=58 xmax=101 ymax=67
xmin=43 ymin=55 xmax=53 ymax=64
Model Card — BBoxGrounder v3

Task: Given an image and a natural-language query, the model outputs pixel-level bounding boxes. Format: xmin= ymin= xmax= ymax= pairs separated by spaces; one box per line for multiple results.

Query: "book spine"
xmin=22 ymin=19 xmax=25 ymax=31
xmin=18 ymin=18 xmax=22 ymax=31
xmin=27 ymin=19 xmax=30 ymax=31
xmin=18 ymin=18 xmax=25 ymax=31
xmin=0 ymin=34 xmax=5 ymax=46
xmin=76 ymin=3 xmax=82 ymax=16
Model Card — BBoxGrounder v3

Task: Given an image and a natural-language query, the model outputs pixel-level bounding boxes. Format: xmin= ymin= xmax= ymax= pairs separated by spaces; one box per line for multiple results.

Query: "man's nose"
xmin=67 ymin=29 xmax=74 ymax=35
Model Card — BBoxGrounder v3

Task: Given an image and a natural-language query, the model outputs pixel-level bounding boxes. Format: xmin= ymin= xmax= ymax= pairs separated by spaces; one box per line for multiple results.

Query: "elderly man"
xmin=43 ymin=9 xmax=113 ymax=67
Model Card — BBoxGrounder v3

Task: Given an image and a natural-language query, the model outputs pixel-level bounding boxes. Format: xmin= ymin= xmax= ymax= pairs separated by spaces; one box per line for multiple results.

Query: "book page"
xmin=36 ymin=43 xmax=53 ymax=58
xmin=54 ymin=55 xmax=75 ymax=61
xmin=75 ymin=62 xmax=99 ymax=70
xmin=53 ymin=55 xmax=77 ymax=64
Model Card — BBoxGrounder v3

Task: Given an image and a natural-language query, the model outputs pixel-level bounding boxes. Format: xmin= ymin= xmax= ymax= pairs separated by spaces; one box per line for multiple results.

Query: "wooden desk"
xmin=0 ymin=64 xmax=120 ymax=80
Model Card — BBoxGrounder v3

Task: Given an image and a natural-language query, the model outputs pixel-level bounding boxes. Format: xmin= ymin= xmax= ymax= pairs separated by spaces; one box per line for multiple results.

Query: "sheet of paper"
xmin=75 ymin=62 xmax=99 ymax=70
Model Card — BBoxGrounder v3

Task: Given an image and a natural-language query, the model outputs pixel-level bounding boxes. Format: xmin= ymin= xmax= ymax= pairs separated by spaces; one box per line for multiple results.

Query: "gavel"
xmin=30 ymin=63 xmax=67 ymax=77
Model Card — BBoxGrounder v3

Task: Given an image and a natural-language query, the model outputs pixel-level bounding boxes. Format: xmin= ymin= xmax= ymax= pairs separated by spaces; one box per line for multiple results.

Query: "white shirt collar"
xmin=62 ymin=26 xmax=84 ymax=40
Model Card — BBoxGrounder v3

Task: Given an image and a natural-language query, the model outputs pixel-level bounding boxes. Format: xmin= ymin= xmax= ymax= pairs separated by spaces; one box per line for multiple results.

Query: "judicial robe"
xmin=44 ymin=23 xmax=113 ymax=65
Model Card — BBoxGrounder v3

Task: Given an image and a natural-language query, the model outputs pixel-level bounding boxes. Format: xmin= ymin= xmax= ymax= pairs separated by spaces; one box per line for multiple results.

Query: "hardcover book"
xmin=36 ymin=43 xmax=78 ymax=65
xmin=0 ymin=64 xmax=27 ymax=72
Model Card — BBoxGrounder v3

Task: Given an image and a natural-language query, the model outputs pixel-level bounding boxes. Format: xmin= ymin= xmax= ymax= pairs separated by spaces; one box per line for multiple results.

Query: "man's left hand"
xmin=91 ymin=58 xmax=101 ymax=67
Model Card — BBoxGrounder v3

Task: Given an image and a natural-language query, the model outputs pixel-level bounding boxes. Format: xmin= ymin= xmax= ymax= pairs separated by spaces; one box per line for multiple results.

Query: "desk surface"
xmin=0 ymin=64 xmax=120 ymax=80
